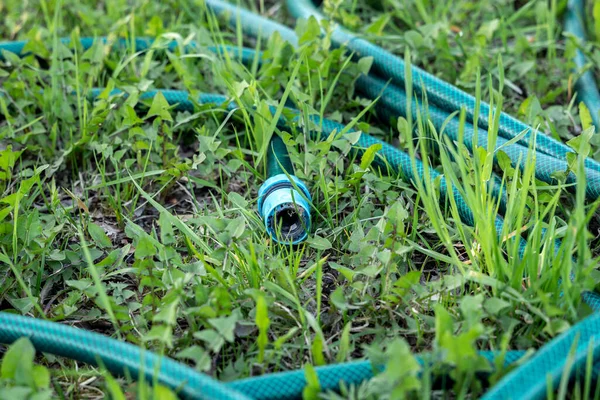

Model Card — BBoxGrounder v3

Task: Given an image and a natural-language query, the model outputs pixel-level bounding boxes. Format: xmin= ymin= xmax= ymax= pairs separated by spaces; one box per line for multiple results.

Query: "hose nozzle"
xmin=257 ymin=174 xmax=311 ymax=244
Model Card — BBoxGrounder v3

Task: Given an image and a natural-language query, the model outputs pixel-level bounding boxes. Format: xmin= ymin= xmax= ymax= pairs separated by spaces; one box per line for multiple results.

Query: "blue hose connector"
xmin=257 ymin=174 xmax=311 ymax=244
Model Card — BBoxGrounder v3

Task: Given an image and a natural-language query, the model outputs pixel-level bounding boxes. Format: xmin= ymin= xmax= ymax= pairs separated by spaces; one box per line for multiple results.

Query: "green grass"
xmin=1 ymin=0 xmax=600 ymax=398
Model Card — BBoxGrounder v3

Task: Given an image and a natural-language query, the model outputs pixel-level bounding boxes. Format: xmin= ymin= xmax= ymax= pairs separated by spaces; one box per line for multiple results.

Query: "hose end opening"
xmin=258 ymin=174 xmax=311 ymax=245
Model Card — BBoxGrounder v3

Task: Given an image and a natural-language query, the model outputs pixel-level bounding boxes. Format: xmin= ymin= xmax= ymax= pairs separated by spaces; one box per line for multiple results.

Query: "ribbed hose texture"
xmin=229 ymin=361 xmax=379 ymax=400
xmin=228 ymin=351 xmax=531 ymax=400
xmin=285 ymin=0 xmax=600 ymax=174
xmin=0 ymin=313 xmax=251 ymax=400
xmin=357 ymin=74 xmax=600 ymax=200
xmin=266 ymin=135 xmax=294 ymax=177
xmin=564 ymin=0 xmax=600 ymax=130
xmin=0 ymin=37 xmax=258 ymax=65
xmin=204 ymin=0 xmax=299 ymax=47
xmin=482 ymin=310 xmax=600 ymax=400
xmin=583 ymin=290 xmax=600 ymax=311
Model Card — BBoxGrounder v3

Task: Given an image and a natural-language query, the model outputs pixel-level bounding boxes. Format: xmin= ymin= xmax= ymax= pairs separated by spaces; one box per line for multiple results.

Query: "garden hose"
xmin=356 ymin=72 xmax=600 ymax=199
xmin=259 ymin=135 xmax=312 ymax=244
xmin=1 ymin=303 xmax=600 ymax=400
xmin=0 ymin=311 xmax=531 ymax=400
xmin=564 ymin=0 xmax=600 ymax=130
xmin=481 ymin=309 xmax=600 ymax=400
xmin=0 ymin=36 xmax=258 ymax=65
xmin=80 ymin=87 xmax=518 ymax=247
xmin=284 ymin=0 xmax=600 ymax=173
xmin=0 ymin=0 xmax=600 ymax=399
xmin=0 ymin=312 xmax=252 ymax=400
xmin=4 ymin=37 xmax=600 ymax=201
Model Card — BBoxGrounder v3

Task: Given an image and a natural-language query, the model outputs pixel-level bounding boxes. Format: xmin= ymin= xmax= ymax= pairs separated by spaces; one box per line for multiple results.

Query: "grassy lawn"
xmin=1 ymin=0 xmax=600 ymax=398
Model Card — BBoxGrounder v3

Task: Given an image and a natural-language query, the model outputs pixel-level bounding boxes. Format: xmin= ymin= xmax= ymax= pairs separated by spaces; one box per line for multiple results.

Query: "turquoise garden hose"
xmin=564 ymin=0 xmax=600 ymax=130
xmin=1 ymin=0 xmax=600 ymax=399
xmin=285 ymin=0 xmax=600 ymax=171
xmin=0 ymin=312 xmax=252 ymax=400
xmin=0 ymin=311 xmax=529 ymax=400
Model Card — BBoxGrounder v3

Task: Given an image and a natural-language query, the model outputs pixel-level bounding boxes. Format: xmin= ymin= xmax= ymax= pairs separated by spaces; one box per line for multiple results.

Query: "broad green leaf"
xmin=0 ymin=205 xmax=13 ymax=223
xmin=153 ymin=385 xmax=178 ymax=400
xmin=228 ymin=192 xmax=248 ymax=208
xmin=484 ymin=297 xmax=510 ymax=315
xmin=434 ymin=304 xmax=454 ymax=346
xmin=175 ymin=345 xmax=211 ymax=371
xmin=147 ymin=91 xmax=173 ymax=122
xmin=477 ymin=18 xmax=500 ymax=41
xmin=226 ymin=216 xmax=246 ymax=239
xmin=65 ymin=279 xmax=93 ymax=292
xmin=393 ymin=270 xmax=421 ymax=297
xmin=567 ymin=126 xmax=593 ymax=158
xmin=380 ymin=339 xmax=421 ymax=395
xmin=208 ymin=312 xmax=240 ymax=342
xmin=297 ymin=16 xmax=321 ymax=44
xmin=306 ymin=235 xmax=332 ymax=250
xmin=88 ymin=222 xmax=112 ymax=248
xmin=330 ymin=287 xmax=349 ymax=311
xmin=1 ymin=337 xmax=34 ymax=382
xmin=32 ymin=365 xmax=50 ymax=389
xmin=96 ymin=248 xmax=124 ymax=268
xmin=144 ymin=324 xmax=173 ymax=347
xmin=153 ymin=298 xmax=179 ymax=325
xmin=159 ymin=212 xmax=176 ymax=245
xmin=366 ymin=14 xmax=390 ymax=36
xmin=460 ymin=294 xmax=484 ymax=328
xmin=0 ymin=146 xmax=23 ymax=180
xmin=135 ymin=236 xmax=157 ymax=259
xmin=7 ymin=297 xmax=38 ymax=315
xmin=193 ymin=329 xmax=225 ymax=353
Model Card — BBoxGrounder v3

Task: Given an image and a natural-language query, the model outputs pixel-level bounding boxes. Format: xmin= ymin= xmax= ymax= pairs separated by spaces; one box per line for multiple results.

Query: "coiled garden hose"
xmin=1 ymin=0 xmax=600 ymax=399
